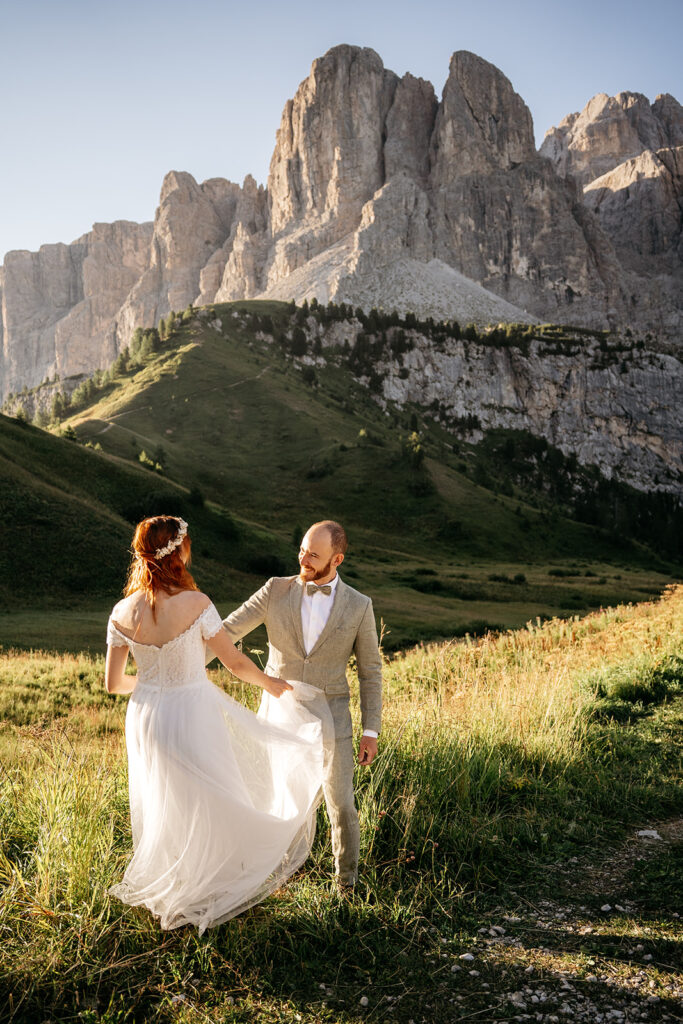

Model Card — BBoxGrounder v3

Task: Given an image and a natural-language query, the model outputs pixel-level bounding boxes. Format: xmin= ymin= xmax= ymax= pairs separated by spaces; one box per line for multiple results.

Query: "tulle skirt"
xmin=109 ymin=678 xmax=330 ymax=933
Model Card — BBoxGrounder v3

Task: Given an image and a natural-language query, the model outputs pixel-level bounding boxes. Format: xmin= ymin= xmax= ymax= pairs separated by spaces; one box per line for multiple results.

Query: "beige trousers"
xmin=323 ymin=696 xmax=360 ymax=884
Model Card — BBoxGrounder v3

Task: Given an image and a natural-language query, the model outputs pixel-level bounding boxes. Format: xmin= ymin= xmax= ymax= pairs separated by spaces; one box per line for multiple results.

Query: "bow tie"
xmin=306 ymin=583 xmax=332 ymax=596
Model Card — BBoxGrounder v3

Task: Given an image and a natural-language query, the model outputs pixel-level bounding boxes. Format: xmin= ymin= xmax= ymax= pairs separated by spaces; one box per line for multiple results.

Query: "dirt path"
xmin=436 ymin=821 xmax=682 ymax=1023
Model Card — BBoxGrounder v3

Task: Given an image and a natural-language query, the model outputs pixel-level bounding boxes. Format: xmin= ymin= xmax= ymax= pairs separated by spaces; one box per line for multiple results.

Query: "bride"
xmin=105 ymin=514 xmax=328 ymax=933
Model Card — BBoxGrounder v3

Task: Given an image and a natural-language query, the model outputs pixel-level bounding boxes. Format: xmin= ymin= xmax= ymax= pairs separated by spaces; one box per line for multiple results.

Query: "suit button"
xmin=304 ymin=658 xmax=309 ymax=664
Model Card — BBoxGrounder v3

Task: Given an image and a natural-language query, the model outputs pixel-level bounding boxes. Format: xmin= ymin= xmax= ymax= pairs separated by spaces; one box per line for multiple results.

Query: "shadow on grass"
xmin=5 ymin=907 xmax=680 ymax=1024
xmin=0 ymin=887 xmax=462 ymax=1023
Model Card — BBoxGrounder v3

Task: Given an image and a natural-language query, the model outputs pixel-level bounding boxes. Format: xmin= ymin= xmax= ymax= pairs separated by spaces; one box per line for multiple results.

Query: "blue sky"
xmin=1 ymin=0 xmax=681 ymax=258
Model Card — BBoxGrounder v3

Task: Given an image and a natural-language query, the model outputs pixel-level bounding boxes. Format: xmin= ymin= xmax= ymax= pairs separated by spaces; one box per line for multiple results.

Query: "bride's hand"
xmin=263 ymin=676 xmax=293 ymax=699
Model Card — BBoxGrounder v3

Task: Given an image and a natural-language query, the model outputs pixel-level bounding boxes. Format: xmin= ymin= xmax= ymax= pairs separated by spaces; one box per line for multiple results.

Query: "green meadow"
xmin=0 ymin=589 xmax=681 ymax=1022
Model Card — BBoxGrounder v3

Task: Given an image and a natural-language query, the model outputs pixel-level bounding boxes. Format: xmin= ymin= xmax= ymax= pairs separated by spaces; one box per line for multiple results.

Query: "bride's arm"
xmin=206 ymin=629 xmax=292 ymax=699
xmin=105 ymin=645 xmax=138 ymax=694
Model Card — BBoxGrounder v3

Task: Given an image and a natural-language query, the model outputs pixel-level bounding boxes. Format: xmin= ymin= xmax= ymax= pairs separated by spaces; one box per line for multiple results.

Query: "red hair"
xmin=125 ymin=515 xmax=198 ymax=616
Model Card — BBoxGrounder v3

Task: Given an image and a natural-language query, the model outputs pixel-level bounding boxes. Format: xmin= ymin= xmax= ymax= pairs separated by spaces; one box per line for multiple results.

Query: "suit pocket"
xmin=325 ymin=681 xmax=350 ymax=697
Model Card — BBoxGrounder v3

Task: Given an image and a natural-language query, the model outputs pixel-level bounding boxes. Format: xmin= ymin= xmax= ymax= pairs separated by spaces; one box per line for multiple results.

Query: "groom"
xmin=219 ymin=519 xmax=382 ymax=887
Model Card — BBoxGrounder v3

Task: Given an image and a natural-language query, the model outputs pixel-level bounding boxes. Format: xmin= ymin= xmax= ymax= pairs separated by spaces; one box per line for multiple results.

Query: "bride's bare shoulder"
xmin=109 ymin=593 xmax=144 ymax=627
xmin=168 ymin=590 xmax=212 ymax=611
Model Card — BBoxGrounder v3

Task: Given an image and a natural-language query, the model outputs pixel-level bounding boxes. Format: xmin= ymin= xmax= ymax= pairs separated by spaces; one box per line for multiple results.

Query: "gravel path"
xmin=434 ymin=821 xmax=683 ymax=1023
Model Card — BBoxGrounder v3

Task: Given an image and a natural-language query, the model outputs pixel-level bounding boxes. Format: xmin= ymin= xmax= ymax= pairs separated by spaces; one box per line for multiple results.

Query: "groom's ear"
xmin=333 ymin=552 xmax=345 ymax=569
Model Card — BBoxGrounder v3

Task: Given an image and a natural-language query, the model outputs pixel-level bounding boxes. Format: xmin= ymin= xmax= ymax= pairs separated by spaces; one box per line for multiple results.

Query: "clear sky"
xmin=1 ymin=0 xmax=681 ymax=259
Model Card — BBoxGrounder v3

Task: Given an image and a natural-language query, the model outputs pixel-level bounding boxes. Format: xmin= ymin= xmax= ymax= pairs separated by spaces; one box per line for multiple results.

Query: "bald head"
xmin=309 ymin=520 xmax=348 ymax=554
xmin=298 ymin=520 xmax=347 ymax=584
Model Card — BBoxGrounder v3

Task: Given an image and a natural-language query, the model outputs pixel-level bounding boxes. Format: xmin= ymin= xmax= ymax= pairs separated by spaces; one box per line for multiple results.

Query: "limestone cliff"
xmin=0 ymin=172 xmax=258 ymax=399
xmin=380 ymin=335 xmax=681 ymax=494
xmin=251 ymin=48 xmax=627 ymax=328
xmin=0 ymin=220 xmax=152 ymax=400
xmin=428 ymin=52 xmax=621 ymax=327
xmin=242 ymin=49 xmax=679 ymax=340
xmin=540 ymin=91 xmax=683 ymax=187
xmin=113 ymin=171 xmax=247 ymax=350
xmin=541 ymin=92 xmax=683 ymax=343
xmin=302 ymin=317 xmax=682 ymax=494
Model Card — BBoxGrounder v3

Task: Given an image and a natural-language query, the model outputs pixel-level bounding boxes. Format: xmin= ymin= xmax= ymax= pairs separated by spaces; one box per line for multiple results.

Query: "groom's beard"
xmin=299 ymin=558 xmax=333 ymax=583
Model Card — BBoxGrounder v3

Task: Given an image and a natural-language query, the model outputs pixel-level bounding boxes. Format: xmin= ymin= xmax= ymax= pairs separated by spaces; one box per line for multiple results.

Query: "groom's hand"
xmin=358 ymin=735 xmax=378 ymax=766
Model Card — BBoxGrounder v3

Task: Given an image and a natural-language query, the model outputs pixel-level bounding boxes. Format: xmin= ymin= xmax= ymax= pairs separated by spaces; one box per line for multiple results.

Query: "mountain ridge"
xmin=1 ymin=45 xmax=681 ymax=402
xmin=5 ymin=298 xmax=682 ymax=497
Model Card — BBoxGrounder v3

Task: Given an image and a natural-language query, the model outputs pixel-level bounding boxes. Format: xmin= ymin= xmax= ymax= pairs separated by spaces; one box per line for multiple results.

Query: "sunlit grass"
xmin=0 ymin=588 xmax=681 ymax=1022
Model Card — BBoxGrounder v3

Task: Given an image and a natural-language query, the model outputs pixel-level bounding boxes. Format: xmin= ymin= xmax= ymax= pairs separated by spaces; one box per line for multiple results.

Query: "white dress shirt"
xmin=301 ymin=574 xmax=378 ymax=739
xmin=301 ymin=572 xmax=339 ymax=654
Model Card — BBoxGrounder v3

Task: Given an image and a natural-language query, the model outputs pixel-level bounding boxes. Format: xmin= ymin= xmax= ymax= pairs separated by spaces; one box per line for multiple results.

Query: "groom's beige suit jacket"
xmin=221 ymin=575 xmax=382 ymax=735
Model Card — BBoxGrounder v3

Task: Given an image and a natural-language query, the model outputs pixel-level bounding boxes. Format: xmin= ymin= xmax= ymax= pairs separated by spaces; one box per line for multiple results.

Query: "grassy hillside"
xmin=0 ymin=412 xmax=294 ymax=620
xmin=1 ymin=300 xmax=677 ymax=651
xmin=0 ymin=589 xmax=681 ymax=1023
xmin=61 ymin=303 xmax=658 ymax=559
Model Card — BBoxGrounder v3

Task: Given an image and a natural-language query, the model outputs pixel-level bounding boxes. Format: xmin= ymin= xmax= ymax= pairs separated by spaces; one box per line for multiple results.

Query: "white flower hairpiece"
xmin=154 ymin=518 xmax=188 ymax=559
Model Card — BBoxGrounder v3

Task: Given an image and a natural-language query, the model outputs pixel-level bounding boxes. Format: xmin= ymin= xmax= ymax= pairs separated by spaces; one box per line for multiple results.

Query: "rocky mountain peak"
xmin=159 ymin=170 xmax=198 ymax=205
xmin=267 ymin=44 xmax=398 ymax=240
xmin=539 ymin=90 xmax=682 ymax=187
xmin=431 ymin=51 xmax=535 ymax=179
xmin=310 ymin=42 xmax=385 ymax=77
xmin=539 ymin=86 xmax=682 ymax=325
xmin=1 ymin=45 xmax=680 ymax=413
xmin=651 ymin=92 xmax=683 ymax=146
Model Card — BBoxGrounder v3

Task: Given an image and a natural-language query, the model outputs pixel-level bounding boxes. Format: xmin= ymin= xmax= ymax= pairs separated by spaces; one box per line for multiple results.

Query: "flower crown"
xmin=154 ymin=518 xmax=188 ymax=559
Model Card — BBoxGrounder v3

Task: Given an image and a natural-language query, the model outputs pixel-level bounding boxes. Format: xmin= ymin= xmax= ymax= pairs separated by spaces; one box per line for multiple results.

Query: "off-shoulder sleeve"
xmin=200 ymin=603 xmax=225 ymax=641
xmin=106 ymin=616 xmax=129 ymax=648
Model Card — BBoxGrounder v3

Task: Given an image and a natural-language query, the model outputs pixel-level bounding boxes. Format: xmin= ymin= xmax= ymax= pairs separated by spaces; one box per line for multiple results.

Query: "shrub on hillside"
xmin=401 ymin=431 xmax=425 ymax=470
xmin=290 ymin=327 xmax=307 ymax=356
xmin=111 ymin=348 xmax=130 ymax=377
xmin=50 ymin=392 xmax=69 ymax=422
xmin=138 ymin=450 xmax=163 ymax=472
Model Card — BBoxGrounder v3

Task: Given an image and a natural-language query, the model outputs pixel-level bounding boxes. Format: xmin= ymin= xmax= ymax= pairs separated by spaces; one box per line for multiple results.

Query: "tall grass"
xmin=0 ymin=588 xmax=681 ymax=1021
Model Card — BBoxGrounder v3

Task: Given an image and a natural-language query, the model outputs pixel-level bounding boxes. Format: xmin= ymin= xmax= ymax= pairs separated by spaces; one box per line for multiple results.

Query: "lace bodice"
xmin=107 ymin=603 xmax=224 ymax=691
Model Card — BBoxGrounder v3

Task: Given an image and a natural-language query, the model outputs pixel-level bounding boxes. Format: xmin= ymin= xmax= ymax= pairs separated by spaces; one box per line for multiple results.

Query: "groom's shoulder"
xmin=340 ymin=577 xmax=372 ymax=607
xmin=266 ymin=575 xmax=299 ymax=596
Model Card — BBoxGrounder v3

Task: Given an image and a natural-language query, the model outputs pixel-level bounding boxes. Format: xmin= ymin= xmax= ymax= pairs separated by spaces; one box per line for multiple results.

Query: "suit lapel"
xmin=288 ymin=577 xmax=306 ymax=655
xmin=308 ymin=577 xmax=350 ymax=657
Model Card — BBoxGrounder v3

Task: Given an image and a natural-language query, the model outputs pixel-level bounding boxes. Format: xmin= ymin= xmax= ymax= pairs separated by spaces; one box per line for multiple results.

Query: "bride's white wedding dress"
xmin=106 ymin=601 xmax=329 ymax=933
